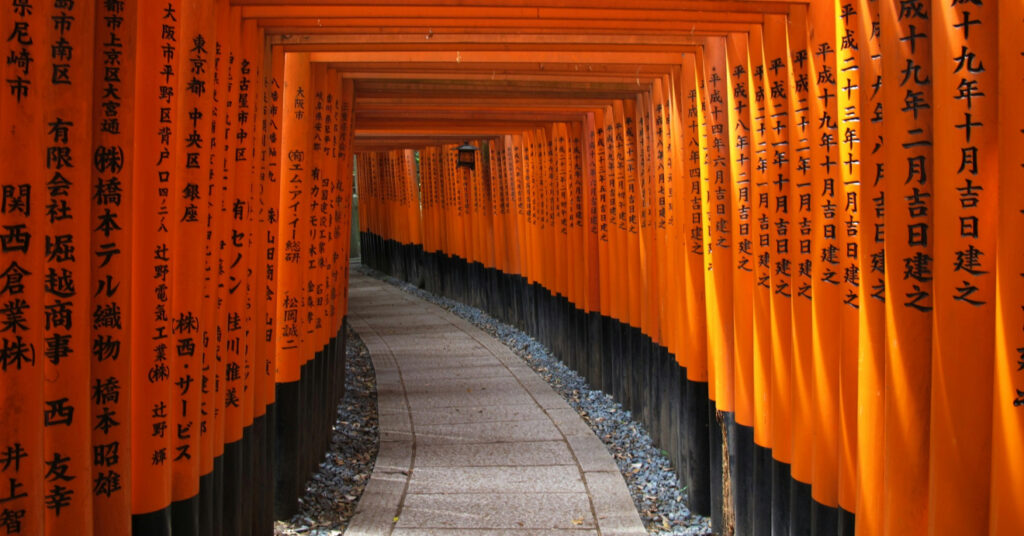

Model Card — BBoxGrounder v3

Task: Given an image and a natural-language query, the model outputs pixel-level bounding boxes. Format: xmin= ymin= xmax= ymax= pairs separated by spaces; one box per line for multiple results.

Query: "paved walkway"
xmin=344 ymin=269 xmax=646 ymax=536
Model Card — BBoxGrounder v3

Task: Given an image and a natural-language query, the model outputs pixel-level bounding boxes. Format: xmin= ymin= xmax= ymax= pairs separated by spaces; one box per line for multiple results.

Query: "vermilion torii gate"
xmin=0 ymin=1 xmax=1021 ymax=535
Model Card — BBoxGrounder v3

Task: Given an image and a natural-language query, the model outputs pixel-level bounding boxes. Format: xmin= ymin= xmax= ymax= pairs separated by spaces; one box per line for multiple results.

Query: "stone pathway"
xmin=345 ymin=270 xmax=647 ymax=536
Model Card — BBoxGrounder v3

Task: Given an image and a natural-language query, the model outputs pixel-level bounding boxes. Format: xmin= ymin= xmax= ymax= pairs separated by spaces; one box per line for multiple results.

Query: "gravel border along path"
xmin=360 ymin=266 xmax=712 ymax=535
xmin=274 ymin=322 xmax=379 ymax=536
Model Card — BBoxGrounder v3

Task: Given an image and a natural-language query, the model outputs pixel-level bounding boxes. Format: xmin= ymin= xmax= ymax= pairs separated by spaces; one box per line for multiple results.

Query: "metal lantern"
xmin=456 ymin=141 xmax=478 ymax=170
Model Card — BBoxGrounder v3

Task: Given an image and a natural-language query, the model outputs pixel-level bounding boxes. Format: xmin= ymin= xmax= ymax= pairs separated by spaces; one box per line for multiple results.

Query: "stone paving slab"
xmin=395 ymin=493 xmax=595 ymax=530
xmin=409 ymin=404 xmax=549 ymax=425
xmin=344 ymin=270 xmax=645 ymax=536
xmin=414 ymin=441 xmax=575 ymax=467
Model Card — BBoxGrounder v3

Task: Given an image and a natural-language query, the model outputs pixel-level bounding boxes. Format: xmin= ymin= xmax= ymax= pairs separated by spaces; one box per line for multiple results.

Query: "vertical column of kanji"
xmin=554 ymin=124 xmax=569 ymax=307
xmin=622 ymin=101 xmax=643 ymax=342
xmin=593 ymin=111 xmax=611 ymax=328
xmin=694 ymin=48 xmax=717 ymax=405
xmin=435 ymin=146 xmax=449 ymax=257
xmin=778 ymin=9 xmax=811 ymax=512
xmin=879 ymin=1 xmax=933 ymax=532
xmin=130 ymin=0 xmax=179 ymax=530
xmin=602 ymin=107 xmax=621 ymax=328
xmin=169 ymin=1 xmax=213 ymax=529
xmin=761 ymin=13 xmax=794 ymax=485
xmin=641 ymin=87 xmax=661 ymax=418
xmin=337 ymin=77 xmax=355 ymax=328
xmin=854 ymin=1 xmax=886 ymax=533
xmin=989 ymin=1 xmax=1024 ymax=534
xmin=928 ymin=2 xmax=997 ymax=533
xmin=727 ymin=32 xmax=755 ymax=432
xmin=238 ymin=19 xmax=262 ymax=535
xmin=805 ymin=0 xmax=843 ymax=514
xmin=680 ymin=53 xmax=709 ymax=388
xmin=0 ymin=3 xmax=45 ymax=536
xmin=518 ymin=132 xmax=533 ymax=287
xmin=204 ymin=3 xmax=231 ymax=526
xmin=304 ymin=65 xmax=324 ymax=455
xmin=488 ymin=140 xmax=504 ymax=279
xmin=323 ymin=73 xmax=339 ymax=413
xmin=565 ymin=124 xmax=581 ymax=319
xmin=637 ymin=94 xmax=660 ymax=353
xmin=746 ymin=25 xmax=774 ymax=454
xmin=468 ymin=144 xmax=480 ymax=270
xmin=424 ymin=148 xmax=437 ymax=255
xmin=688 ymin=49 xmax=714 ymax=516
xmin=702 ymin=37 xmax=737 ymax=413
xmin=504 ymin=136 xmax=520 ymax=284
xmin=489 ymin=140 xmax=505 ymax=276
xmin=216 ymin=9 xmax=247 ymax=533
xmin=524 ymin=131 xmax=539 ymax=289
xmin=463 ymin=143 xmax=476 ymax=267
xmin=834 ymin=0 xmax=865 ymax=519
xmin=40 ymin=2 xmax=95 ymax=533
xmin=89 ymin=1 xmax=135 ymax=533
xmin=198 ymin=6 xmax=224 ymax=528
xmin=564 ymin=123 xmax=577 ymax=308
xmin=274 ymin=51 xmax=310 ymax=517
xmin=653 ymin=79 xmax=676 ymax=358
xmin=538 ymin=128 xmax=553 ymax=294
xmin=535 ymin=129 xmax=548 ymax=295
xmin=482 ymin=140 xmax=495 ymax=279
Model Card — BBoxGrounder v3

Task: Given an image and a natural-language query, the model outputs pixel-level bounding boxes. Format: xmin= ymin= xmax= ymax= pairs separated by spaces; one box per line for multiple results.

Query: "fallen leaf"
xmin=571 ymin=517 xmax=584 ymax=526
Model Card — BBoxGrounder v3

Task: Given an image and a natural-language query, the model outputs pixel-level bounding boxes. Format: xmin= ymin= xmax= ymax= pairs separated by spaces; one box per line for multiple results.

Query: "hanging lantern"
xmin=456 ymin=141 xmax=478 ymax=170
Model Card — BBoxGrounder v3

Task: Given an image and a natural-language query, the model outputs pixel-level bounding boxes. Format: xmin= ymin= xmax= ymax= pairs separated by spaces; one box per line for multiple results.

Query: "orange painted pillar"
xmin=854 ymin=0 xmax=887 ymax=531
xmin=276 ymin=52 xmax=311 ymax=385
xmin=39 ymin=2 xmax=97 ymax=533
xmin=622 ymin=101 xmax=644 ymax=336
xmin=762 ymin=13 xmax=794 ymax=470
xmin=726 ymin=32 xmax=755 ymax=428
xmin=0 ymin=4 xmax=48 ymax=536
xmin=633 ymin=97 xmax=652 ymax=344
xmin=805 ymin=0 xmax=842 ymax=509
xmin=170 ymin=1 xmax=216 ymax=524
xmin=928 ymin=2 xmax=997 ymax=534
xmin=604 ymin=106 xmax=624 ymax=325
xmin=569 ymin=123 xmax=586 ymax=315
xmin=880 ymin=1 xmax=934 ymax=532
xmin=680 ymin=53 xmax=708 ymax=385
xmin=654 ymin=79 xmax=680 ymax=358
xmin=130 ymin=0 xmax=181 ymax=525
xmin=833 ymin=0 xmax=865 ymax=517
xmin=594 ymin=111 xmax=612 ymax=326
xmin=989 ymin=1 xmax=1024 ymax=533
xmin=89 ymin=1 xmax=137 ymax=533
xmin=746 ymin=24 xmax=774 ymax=450
xmin=701 ymin=36 xmax=735 ymax=412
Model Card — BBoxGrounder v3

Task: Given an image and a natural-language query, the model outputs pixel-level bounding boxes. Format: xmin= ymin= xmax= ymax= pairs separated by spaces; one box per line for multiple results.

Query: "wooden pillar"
xmin=989 ymin=1 xmax=1024 ymax=534
xmin=928 ymin=2 xmax=998 ymax=534
xmin=90 ymin=1 xmax=137 ymax=534
xmin=130 ymin=1 xmax=181 ymax=531
xmin=880 ymin=1 xmax=934 ymax=532
xmin=854 ymin=0 xmax=887 ymax=531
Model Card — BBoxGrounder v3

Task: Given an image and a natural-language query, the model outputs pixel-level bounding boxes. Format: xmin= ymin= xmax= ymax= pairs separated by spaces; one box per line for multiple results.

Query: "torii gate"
xmin=0 ymin=2 xmax=1021 ymax=535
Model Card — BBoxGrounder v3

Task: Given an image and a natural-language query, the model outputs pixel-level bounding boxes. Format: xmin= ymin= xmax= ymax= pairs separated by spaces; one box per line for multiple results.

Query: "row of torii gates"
xmin=0 ymin=1 xmax=1022 ymax=535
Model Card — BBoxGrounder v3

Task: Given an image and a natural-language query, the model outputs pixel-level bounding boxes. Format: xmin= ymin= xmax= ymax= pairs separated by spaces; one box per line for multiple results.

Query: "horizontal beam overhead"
xmin=233 ymin=1 xmax=805 ymax=148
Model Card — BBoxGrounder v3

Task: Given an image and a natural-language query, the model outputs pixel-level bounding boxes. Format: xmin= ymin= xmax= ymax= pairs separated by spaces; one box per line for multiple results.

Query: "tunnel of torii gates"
xmin=0 ymin=0 xmax=1023 ymax=535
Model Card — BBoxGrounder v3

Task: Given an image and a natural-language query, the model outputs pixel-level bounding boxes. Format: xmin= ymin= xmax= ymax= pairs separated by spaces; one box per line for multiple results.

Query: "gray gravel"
xmin=359 ymin=265 xmax=712 ymax=535
xmin=274 ymin=323 xmax=379 ymax=536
